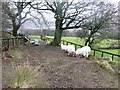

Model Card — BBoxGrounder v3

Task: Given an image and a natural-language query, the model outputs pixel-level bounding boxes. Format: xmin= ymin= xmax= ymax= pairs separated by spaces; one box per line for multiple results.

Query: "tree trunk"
xmin=12 ymin=20 xmax=20 ymax=36
xmin=88 ymin=38 xmax=95 ymax=46
xmin=51 ymin=2 xmax=63 ymax=46
xmin=85 ymin=32 xmax=93 ymax=46
xmin=52 ymin=18 xmax=63 ymax=46
xmin=85 ymin=37 xmax=90 ymax=46
xmin=13 ymin=29 xmax=18 ymax=36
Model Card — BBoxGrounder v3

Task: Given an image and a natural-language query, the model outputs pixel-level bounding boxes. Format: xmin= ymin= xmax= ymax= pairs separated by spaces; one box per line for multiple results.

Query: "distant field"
xmin=46 ymin=36 xmax=118 ymax=48
xmin=28 ymin=35 xmax=41 ymax=40
xmin=28 ymin=35 xmax=119 ymax=59
xmin=45 ymin=36 xmax=85 ymax=45
xmin=90 ymin=50 xmax=119 ymax=60
xmin=45 ymin=36 xmax=119 ymax=52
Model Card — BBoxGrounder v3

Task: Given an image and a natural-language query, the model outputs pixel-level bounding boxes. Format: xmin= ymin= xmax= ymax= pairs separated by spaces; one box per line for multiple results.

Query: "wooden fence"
xmin=0 ymin=37 xmax=24 ymax=50
xmin=45 ymin=37 xmax=120 ymax=61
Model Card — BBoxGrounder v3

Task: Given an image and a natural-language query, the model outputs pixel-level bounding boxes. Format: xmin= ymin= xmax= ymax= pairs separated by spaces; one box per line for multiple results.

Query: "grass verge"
xmin=6 ymin=62 xmax=48 ymax=88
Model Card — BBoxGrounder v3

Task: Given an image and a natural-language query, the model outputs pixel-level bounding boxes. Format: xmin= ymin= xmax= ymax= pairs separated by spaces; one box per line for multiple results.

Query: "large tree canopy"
xmin=30 ymin=0 xmax=93 ymax=45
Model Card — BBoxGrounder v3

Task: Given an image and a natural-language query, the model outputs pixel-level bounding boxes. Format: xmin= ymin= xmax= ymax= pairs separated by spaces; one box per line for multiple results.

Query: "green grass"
xmin=28 ymin=35 xmax=119 ymax=60
xmin=101 ymin=49 xmax=119 ymax=55
xmin=95 ymin=39 xmax=118 ymax=48
xmin=93 ymin=49 xmax=119 ymax=61
xmin=45 ymin=36 xmax=118 ymax=47
xmin=46 ymin=36 xmax=119 ymax=53
xmin=45 ymin=36 xmax=85 ymax=45
xmin=28 ymin=35 xmax=41 ymax=40
xmin=91 ymin=50 xmax=120 ymax=61
xmin=61 ymin=37 xmax=85 ymax=46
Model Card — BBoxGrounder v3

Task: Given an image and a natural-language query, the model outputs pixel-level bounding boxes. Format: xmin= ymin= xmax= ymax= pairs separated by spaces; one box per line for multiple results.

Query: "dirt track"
xmin=2 ymin=43 xmax=119 ymax=88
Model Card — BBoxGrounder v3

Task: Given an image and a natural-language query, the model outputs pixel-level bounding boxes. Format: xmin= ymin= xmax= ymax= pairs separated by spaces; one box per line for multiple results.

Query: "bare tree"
xmin=82 ymin=1 xmax=117 ymax=47
xmin=2 ymin=10 xmax=12 ymax=31
xmin=29 ymin=0 xmax=116 ymax=46
xmin=30 ymin=0 xmax=91 ymax=45
xmin=2 ymin=1 xmax=32 ymax=36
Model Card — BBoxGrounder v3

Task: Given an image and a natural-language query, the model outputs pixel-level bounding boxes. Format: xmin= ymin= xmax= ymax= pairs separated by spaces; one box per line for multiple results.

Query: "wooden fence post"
xmin=18 ymin=37 xmax=20 ymax=46
xmin=7 ymin=39 xmax=9 ymax=50
xmin=101 ymin=52 xmax=104 ymax=57
xmin=15 ymin=37 xmax=18 ymax=47
xmin=75 ymin=44 xmax=77 ymax=51
xmin=12 ymin=38 xmax=14 ymax=47
xmin=21 ymin=37 xmax=23 ymax=45
xmin=93 ymin=50 xmax=95 ymax=56
xmin=19 ymin=37 xmax=21 ymax=45
xmin=112 ymin=55 xmax=114 ymax=61
xmin=67 ymin=42 xmax=68 ymax=45
xmin=63 ymin=41 xmax=64 ymax=44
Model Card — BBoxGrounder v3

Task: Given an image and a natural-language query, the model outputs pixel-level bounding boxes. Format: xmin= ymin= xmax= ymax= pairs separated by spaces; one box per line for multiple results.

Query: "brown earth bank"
xmin=2 ymin=42 xmax=119 ymax=88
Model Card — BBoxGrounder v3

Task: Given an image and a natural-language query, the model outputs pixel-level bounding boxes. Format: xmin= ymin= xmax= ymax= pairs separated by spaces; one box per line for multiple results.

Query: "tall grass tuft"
xmin=9 ymin=49 xmax=23 ymax=60
xmin=7 ymin=62 xmax=47 ymax=88
xmin=94 ymin=60 xmax=115 ymax=74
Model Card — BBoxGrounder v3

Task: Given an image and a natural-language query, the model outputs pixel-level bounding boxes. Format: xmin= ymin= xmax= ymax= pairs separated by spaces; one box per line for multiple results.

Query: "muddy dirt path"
xmin=2 ymin=43 xmax=118 ymax=88
xmin=20 ymin=44 xmax=118 ymax=88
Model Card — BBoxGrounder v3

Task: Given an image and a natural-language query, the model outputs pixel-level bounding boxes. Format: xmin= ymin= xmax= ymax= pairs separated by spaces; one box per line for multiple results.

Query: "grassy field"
xmin=28 ymin=35 xmax=41 ymax=40
xmin=45 ymin=36 xmax=119 ymax=54
xmin=45 ymin=36 xmax=118 ymax=48
xmin=28 ymin=35 xmax=119 ymax=60
xmin=44 ymin=36 xmax=85 ymax=45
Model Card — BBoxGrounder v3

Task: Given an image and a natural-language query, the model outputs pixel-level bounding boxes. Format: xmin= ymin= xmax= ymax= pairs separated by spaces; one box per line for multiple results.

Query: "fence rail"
xmin=45 ymin=37 xmax=120 ymax=61
xmin=0 ymin=37 xmax=24 ymax=51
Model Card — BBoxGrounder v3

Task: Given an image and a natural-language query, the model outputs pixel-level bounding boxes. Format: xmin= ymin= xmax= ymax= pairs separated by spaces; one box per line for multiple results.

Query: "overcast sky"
xmin=106 ymin=0 xmax=119 ymax=5
xmin=20 ymin=0 xmax=119 ymax=30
